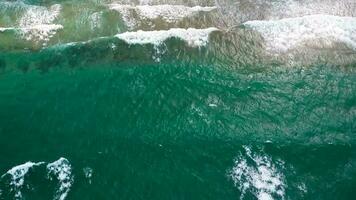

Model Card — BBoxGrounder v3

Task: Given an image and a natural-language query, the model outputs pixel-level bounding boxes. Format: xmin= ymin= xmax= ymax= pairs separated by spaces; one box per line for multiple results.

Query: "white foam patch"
xmin=269 ymin=0 xmax=356 ymax=19
xmin=1 ymin=161 xmax=45 ymax=199
xmin=110 ymin=5 xmax=137 ymax=29
xmin=229 ymin=146 xmax=286 ymax=200
xmin=0 ymin=4 xmax=63 ymax=43
xmin=243 ymin=14 xmax=356 ymax=53
xmin=116 ymin=27 xmax=218 ymax=47
xmin=47 ymin=158 xmax=74 ymax=200
xmin=0 ymin=158 xmax=74 ymax=200
xmin=116 ymin=27 xmax=217 ymax=61
xmin=109 ymin=4 xmax=216 ymax=29
xmin=18 ymin=4 xmax=62 ymax=42
xmin=19 ymin=4 xmax=61 ymax=27
xmin=0 ymin=25 xmax=63 ymax=42
xmin=20 ymin=24 xmax=63 ymax=42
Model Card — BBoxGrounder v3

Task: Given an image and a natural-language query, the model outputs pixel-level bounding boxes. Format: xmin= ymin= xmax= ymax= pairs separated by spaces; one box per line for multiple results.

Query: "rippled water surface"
xmin=0 ymin=0 xmax=356 ymax=199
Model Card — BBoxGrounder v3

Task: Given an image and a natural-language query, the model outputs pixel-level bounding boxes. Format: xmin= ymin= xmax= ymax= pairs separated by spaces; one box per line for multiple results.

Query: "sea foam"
xmin=0 ymin=4 xmax=62 ymax=43
xmin=116 ymin=27 xmax=218 ymax=47
xmin=229 ymin=146 xmax=286 ymax=200
xmin=109 ymin=4 xmax=216 ymax=29
xmin=19 ymin=4 xmax=61 ymax=27
xmin=47 ymin=158 xmax=74 ymax=200
xmin=243 ymin=14 xmax=356 ymax=53
xmin=20 ymin=25 xmax=63 ymax=42
xmin=0 ymin=158 xmax=73 ymax=200
xmin=116 ymin=27 xmax=218 ymax=61
xmin=1 ymin=161 xmax=45 ymax=199
xmin=19 ymin=4 xmax=62 ymax=42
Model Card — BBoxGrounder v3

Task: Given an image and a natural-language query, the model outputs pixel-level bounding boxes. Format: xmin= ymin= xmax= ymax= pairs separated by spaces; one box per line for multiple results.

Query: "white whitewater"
xmin=229 ymin=146 xmax=286 ymax=200
xmin=47 ymin=158 xmax=74 ymax=200
xmin=0 ymin=3 xmax=62 ymax=43
xmin=0 ymin=158 xmax=73 ymax=200
xmin=269 ymin=0 xmax=356 ymax=19
xmin=116 ymin=27 xmax=218 ymax=61
xmin=243 ymin=14 xmax=356 ymax=53
xmin=116 ymin=27 xmax=218 ymax=47
xmin=1 ymin=161 xmax=45 ymax=199
xmin=109 ymin=4 xmax=216 ymax=29
xmin=19 ymin=4 xmax=62 ymax=42
xmin=19 ymin=4 xmax=61 ymax=27
xmin=0 ymin=25 xmax=63 ymax=42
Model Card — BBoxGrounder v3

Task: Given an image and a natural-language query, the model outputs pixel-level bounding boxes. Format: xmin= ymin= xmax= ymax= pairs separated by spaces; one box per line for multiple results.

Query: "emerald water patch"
xmin=0 ymin=0 xmax=356 ymax=200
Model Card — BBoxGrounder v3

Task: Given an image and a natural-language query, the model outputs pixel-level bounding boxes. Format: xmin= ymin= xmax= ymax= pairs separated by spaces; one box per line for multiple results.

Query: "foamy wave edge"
xmin=0 ymin=158 xmax=73 ymax=200
xmin=116 ymin=27 xmax=219 ymax=47
xmin=243 ymin=14 xmax=356 ymax=53
xmin=0 ymin=24 xmax=63 ymax=41
xmin=0 ymin=3 xmax=62 ymax=43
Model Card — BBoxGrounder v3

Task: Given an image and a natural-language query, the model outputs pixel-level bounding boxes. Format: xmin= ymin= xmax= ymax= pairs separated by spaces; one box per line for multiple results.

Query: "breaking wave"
xmin=116 ymin=27 xmax=218 ymax=47
xmin=0 ymin=161 xmax=45 ymax=199
xmin=47 ymin=158 xmax=74 ymax=200
xmin=244 ymin=14 xmax=356 ymax=53
xmin=0 ymin=158 xmax=74 ymax=200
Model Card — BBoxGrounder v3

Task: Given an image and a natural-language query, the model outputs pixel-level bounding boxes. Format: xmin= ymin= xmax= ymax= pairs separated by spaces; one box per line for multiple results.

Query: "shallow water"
xmin=0 ymin=0 xmax=356 ymax=199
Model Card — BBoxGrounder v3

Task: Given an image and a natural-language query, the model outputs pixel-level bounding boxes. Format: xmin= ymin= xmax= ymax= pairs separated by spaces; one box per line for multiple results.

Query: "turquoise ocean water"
xmin=0 ymin=0 xmax=356 ymax=199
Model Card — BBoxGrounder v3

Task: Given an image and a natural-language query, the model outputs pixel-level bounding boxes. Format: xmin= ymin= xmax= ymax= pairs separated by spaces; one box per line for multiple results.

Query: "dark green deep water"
xmin=1 ymin=0 xmax=356 ymax=200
